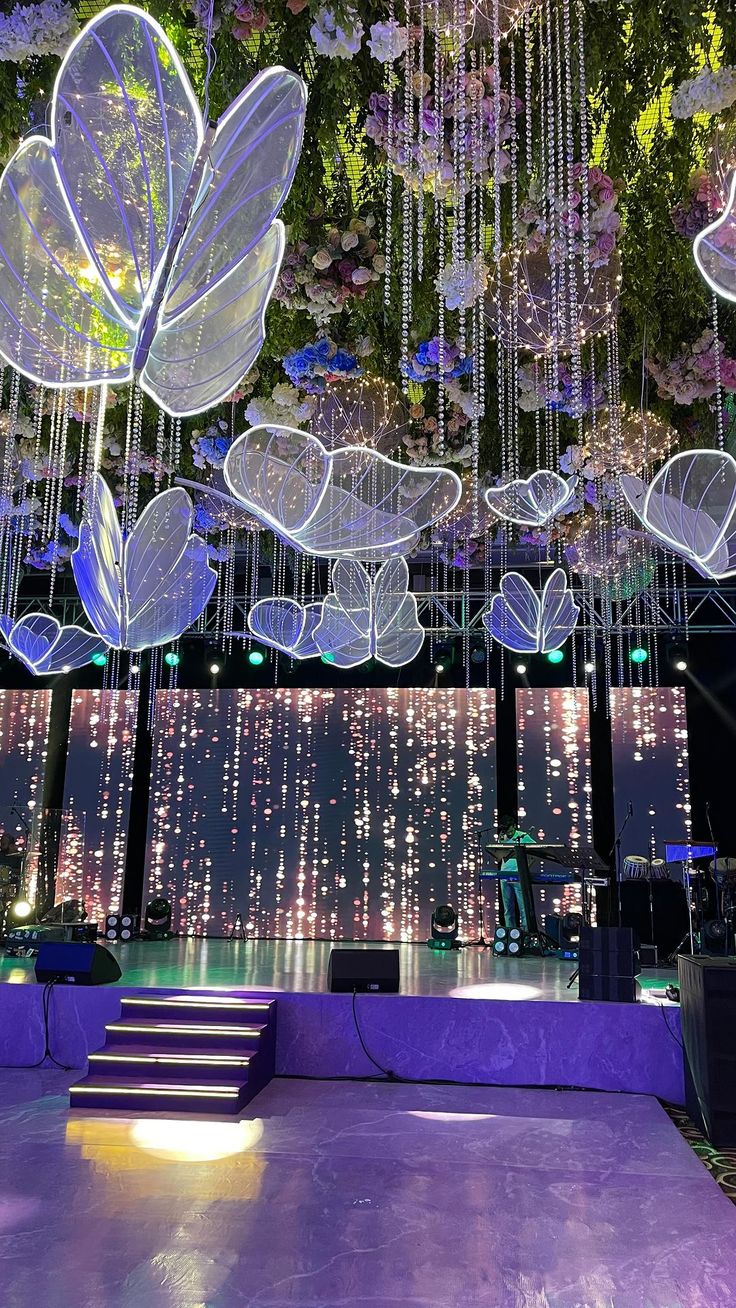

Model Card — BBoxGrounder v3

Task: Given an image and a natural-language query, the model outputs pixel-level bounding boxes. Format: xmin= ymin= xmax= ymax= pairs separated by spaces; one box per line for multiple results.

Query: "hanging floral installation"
xmin=0 ymin=0 xmax=735 ymax=695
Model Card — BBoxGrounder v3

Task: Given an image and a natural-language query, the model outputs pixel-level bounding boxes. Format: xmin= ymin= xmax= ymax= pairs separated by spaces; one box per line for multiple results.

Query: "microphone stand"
xmin=470 ymin=825 xmax=498 ymax=948
xmin=705 ymin=802 xmax=724 ymax=950
xmin=609 ymin=804 xmax=634 ymax=928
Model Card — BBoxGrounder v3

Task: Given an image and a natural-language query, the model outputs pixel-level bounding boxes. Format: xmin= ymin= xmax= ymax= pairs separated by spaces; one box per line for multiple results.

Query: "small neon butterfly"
xmin=483 ymin=568 xmax=580 ymax=653
xmin=0 ymin=4 xmax=306 ymax=417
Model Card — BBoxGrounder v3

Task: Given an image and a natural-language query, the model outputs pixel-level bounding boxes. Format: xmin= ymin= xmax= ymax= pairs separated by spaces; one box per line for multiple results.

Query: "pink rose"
xmin=598 ymin=186 xmax=615 ymax=203
xmin=286 ymin=0 xmax=308 ymax=11
xmin=595 ymin=231 xmax=616 ymax=256
xmin=588 ymin=166 xmax=603 ymax=185
xmin=351 ymin=267 xmax=372 ymax=284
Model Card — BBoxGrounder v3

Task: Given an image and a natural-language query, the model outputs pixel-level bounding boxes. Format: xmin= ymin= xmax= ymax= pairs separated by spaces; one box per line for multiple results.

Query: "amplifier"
xmin=5 ymin=921 xmax=98 ymax=956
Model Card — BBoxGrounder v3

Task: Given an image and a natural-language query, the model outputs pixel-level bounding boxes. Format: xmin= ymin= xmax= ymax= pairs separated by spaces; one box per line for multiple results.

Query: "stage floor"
xmin=0 ymin=937 xmax=678 ymax=1003
xmin=0 ymin=1070 xmax=733 ymax=1307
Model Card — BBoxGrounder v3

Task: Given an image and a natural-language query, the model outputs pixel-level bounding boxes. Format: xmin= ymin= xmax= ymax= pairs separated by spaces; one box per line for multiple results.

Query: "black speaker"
xmin=578 ymin=926 xmax=639 ymax=1002
xmin=679 ymin=955 xmax=736 ymax=1146
xmin=327 ymin=948 xmax=399 ymax=993
xmin=35 ymin=941 xmax=122 ymax=985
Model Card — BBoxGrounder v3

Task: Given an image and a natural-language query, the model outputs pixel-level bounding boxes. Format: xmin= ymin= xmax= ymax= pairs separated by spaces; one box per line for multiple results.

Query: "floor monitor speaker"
xmin=35 ymin=941 xmax=122 ymax=985
xmin=327 ymin=948 xmax=400 ymax=993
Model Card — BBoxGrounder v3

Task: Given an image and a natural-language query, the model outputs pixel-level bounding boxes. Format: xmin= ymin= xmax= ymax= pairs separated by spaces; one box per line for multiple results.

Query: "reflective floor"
xmin=0 ymin=937 xmax=678 ymax=1002
xmin=0 ymin=1071 xmax=733 ymax=1307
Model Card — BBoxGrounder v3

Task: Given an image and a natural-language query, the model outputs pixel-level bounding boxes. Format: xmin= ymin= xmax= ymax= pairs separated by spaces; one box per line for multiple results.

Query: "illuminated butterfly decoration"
xmin=0 ymin=4 xmax=306 ymax=417
xmin=0 ymin=613 xmax=108 ymax=674
xmin=71 ymin=473 xmax=217 ymax=651
xmin=246 ymin=597 xmax=324 ymax=660
xmin=693 ymin=171 xmax=736 ymax=302
xmin=314 ymin=557 xmax=425 ymax=667
xmin=484 ymin=470 xmax=576 ymax=526
xmin=621 ymin=449 xmax=736 ymax=579
xmin=483 ymin=568 xmax=580 ymax=653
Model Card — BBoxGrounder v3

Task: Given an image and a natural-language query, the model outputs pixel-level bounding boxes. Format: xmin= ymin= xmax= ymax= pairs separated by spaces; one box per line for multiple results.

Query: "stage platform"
xmin=0 ymin=940 xmax=685 ymax=1103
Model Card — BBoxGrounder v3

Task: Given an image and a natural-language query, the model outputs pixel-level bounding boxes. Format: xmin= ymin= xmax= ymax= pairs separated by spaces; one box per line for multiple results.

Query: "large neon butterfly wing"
xmin=141 ymin=68 xmax=306 ymax=416
xmin=623 ymin=452 xmax=736 ymax=579
xmin=314 ymin=560 xmax=372 ymax=667
xmin=247 ymin=597 xmax=322 ymax=659
xmin=693 ymin=172 xmax=736 ymax=303
xmin=538 ymin=569 xmax=579 ymax=652
xmin=372 ymin=556 xmax=424 ymax=666
xmin=71 ymin=474 xmax=125 ymax=647
xmin=483 ymin=572 xmax=540 ymax=652
xmin=0 ymin=138 xmax=136 ymax=386
xmin=0 ymin=614 xmax=108 ymax=674
xmin=52 ymin=4 xmax=204 ymax=320
xmin=123 ymin=487 xmax=217 ymax=650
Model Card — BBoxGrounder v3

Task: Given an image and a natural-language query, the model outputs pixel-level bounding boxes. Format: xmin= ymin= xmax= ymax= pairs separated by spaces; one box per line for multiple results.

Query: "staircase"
xmin=69 ymin=992 xmax=277 ymax=1115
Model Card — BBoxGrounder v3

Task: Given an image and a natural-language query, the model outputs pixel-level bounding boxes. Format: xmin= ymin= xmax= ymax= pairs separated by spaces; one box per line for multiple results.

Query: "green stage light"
xmin=248 ymin=649 xmax=265 ymax=666
xmin=164 ymin=651 xmax=180 ymax=667
xmin=630 ymin=647 xmax=648 ymax=664
xmin=545 ymin=648 xmax=564 ymax=664
xmin=91 ymin=651 xmax=107 ymax=666
xmin=321 ymin=652 xmax=335 ymax=664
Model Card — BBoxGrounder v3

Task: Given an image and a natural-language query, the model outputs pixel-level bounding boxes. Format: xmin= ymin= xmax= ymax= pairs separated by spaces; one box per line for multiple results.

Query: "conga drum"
xmin=623 ymin=855 xmax=650 ymax=880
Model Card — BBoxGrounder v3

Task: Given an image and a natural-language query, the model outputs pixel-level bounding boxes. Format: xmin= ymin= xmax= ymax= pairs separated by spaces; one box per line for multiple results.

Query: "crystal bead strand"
xmin=712 ymin=293 xmax=725 ymax=450
xmin=417 ymin=0 xmax=426 ymax=278
xmin=400 ymin=0 xmax=414 ymax=390
xmin=384 ymin=0 xmax=396 ymax=308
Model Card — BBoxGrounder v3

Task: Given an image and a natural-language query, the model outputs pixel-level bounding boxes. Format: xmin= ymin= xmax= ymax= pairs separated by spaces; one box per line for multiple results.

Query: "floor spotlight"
xmin=492 ymin=925 xmax=524 ymax=956
xmin=143 ymin=896 xmax=173 ymax=941
xmin=428 ymin=904 xmax=459 ymax=950
xmin=7 ymin=897 xmax=33 ymax=923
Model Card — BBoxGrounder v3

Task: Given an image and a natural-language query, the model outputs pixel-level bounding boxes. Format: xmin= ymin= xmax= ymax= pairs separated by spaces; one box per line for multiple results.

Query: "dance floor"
xmin=0 ymin=937 xmax=678 ymax=1001
xmin=0 ymin=1070 xmax=734 ymax=1307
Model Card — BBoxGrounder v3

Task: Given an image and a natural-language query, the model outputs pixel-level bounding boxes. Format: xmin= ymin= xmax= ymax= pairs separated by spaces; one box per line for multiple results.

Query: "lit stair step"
xmin=104 ymin=1019 xmax=267 ymax=1051
xmin=69 ymin=1078 xmax=248 ymax=1114
xmin=88 ymin=1048 xmax=254 ymax=1081
xmin=120 ymin=995 xmax=275 ymax=1025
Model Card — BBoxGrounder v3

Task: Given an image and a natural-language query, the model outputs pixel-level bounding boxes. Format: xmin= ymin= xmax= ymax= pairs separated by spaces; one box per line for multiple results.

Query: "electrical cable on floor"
xmin=0 ymin=979 xmax=74 ymax=1071
xmin=657 ymin=1000 xmax=684 ymax=1051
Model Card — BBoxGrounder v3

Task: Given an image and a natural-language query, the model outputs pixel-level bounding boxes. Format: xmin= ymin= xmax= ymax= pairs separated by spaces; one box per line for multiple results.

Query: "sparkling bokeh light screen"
xmin=58 ymin=690 xmax=138 ymax=921
xmin=0 ymin=690 xmax=53 ymax=901
xmin=609 ymin=688 xmax=691 ymax=863
xmin=146 ymin=688 xmax=496 ymax=939
xmin=515 ymin=688 xmax=593 ymax=919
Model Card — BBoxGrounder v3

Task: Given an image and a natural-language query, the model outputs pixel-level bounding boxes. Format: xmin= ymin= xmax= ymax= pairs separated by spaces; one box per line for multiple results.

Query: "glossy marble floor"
xmin=0 ymin=1071 xmax=734 ymax=1308
xmin=0 ymin=937 xmax=677 ymax=1003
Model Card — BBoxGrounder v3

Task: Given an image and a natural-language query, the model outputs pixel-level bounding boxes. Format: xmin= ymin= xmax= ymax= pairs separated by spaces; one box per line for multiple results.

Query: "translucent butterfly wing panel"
xmin=484 ymin=573 xmax=540 ymax=652
xmin=315 ymin=560 xmax=372 ymax=666
xmin=224 ymin=427 xmax=330 ymax=538
xmin=126 ymin=536 xmax=217 ymax=651
xmin=0 ymin=139 xmax=135 ymax=385
xmin=163 ymin=67 xmax=306 ymax=319
xmin=71 ymin=475 xmax=124 ymax=646
xmin=141 ymin=223 xmax=284 ymax=417
xmin=372 ymin=557 xmax=424 ymax=667
xmin=53 ymin=5 xmax=203 ymax=318
xmin=693 ymin=175 xmax=736 ymax=302
xmin=645 ymin=452 xmax=736 ymax=578
xmin=538 ymin=569 xmax=579 ymax=652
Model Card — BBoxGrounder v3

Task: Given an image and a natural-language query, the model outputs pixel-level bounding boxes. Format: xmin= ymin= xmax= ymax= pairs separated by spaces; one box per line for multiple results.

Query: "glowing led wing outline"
xmin=314 ymin=556 xmax=424 ymax=668
xmin=484 ymin=471 xmax=576 ymax=526
xmin=0 ymin=5 xmax=307 ymax=417
xmin=223 ymin=425 xmax=463 ymax=560
xmin=246 ymin=597 xmax=323 ymax=659
xmin=0 ymin=613 xmax=109 ymax=675
xmin=482 ymin=567 xmax=579 ymax=652
xmin=693 ymin=171 xmax=736 ymax=302
xmin=621 ymin=449 xmax=736 ymax=579
xmin=71 ymin=473 xmax=217 ymax=650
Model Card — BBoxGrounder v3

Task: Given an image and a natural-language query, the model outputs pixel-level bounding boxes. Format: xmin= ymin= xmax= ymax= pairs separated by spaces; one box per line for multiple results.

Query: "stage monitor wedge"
xmin=35 ymin=941 xmax=122 ymax=986
xmin=328 ymin=949 xmax=400 ymax=993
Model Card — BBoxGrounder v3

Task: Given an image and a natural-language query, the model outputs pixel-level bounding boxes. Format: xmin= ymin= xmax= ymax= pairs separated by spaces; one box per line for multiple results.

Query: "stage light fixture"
xmin=674 ymin=657 xmax=688 ymax=672
xmin=7 ymin=897 xmax=33 ymax=922
xmin=434 ymin=640 xmax=454 ymax=675
xmin=130 ymin=663 xmax=141 ymax=676
xmin=630 ymin=646 xmax=648 ymax=664
xmin=164 ymin=651 xmax=180 ymax=667
xmin=584 ymin=661 xmax=595 ymax=673
xmin=209 ymin=661 xmax=221 ymax=676
xmin=470 ymin=641 xmax=486 ymax=665
xmin=435 ymin=661 xmax=446 ymax=674
xmin=514 ymin=661 xmax=527 ymax=675
xmin=321 ymin=652 xmax=336 ymax=665
xmin=669 ymin=641 xmax=688 ymax=672
xmin=91 ymin=651 xmax=108 ymax=667
xmin=427 ymin=903 xmax=459 ymax=950
xmin=492 ymin=925 xmax=525 ymax=956
xmin=248 ymin=648 xmax=265 ymax=666
xmin=546 ymin=648 xmax=564 ymax=664
xmin=143 ymin=897 xmax=173 ymax=941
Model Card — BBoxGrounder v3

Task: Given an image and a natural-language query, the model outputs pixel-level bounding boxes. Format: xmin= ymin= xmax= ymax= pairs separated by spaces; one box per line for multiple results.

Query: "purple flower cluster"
xmin=283 ymin=337 xmax=361 ymax=393
xmin=671 ymin=170 xmax=723 ymax=240
xmin=402 ymin=337 xmax=473 ymax=383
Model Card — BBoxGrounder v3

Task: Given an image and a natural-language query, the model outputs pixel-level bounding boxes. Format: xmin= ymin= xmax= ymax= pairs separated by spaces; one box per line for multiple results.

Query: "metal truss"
xmin=13 ymin=580 xmax=736 ymax=638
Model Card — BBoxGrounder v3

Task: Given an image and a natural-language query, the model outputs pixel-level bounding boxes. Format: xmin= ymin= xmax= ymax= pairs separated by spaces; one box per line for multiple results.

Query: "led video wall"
xmin=146 ymin=687 xmax=496 ymax=940
xmin=0 ymin=689 xmax=53 ymax=902
xmin=57 ymin=690 xmax=139 ymax=923
xmin=609 ymin=687 xmax=691 ymax=868
xmin=515 ymin=688 xmax=593 ymax=919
